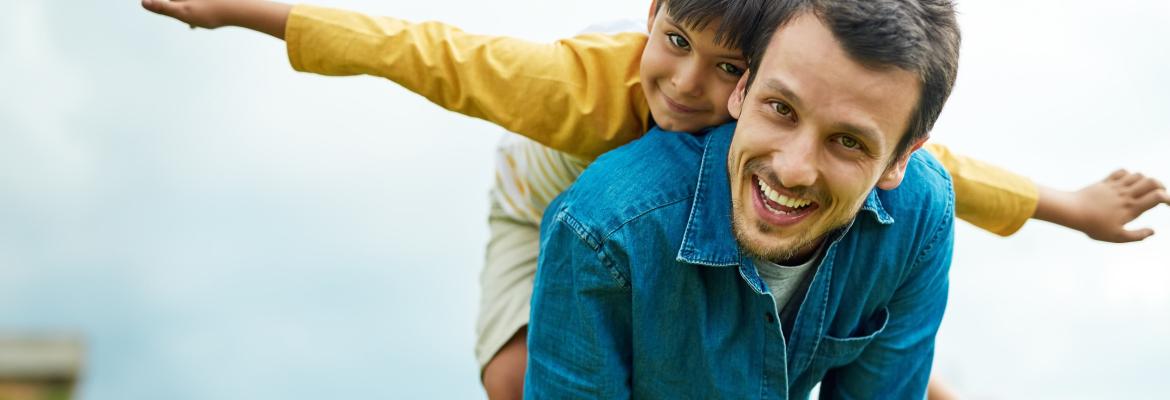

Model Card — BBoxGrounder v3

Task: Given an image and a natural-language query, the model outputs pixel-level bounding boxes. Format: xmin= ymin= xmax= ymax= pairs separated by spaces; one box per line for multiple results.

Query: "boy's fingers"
xmin=1133 ymin=189 xmax=1170 ymax=211
xmin=1126 ymin=177 xmax=1164 ymax=197
xmin=141 ymin=0 xmax=169 ymax=14
xmin=142 ymin=0 xmax=190 ymax=22
xmin=1115 ymin=228 xmax=1155 ymax=243
xmin=1106 ymin=169 xmax=1129 ymax=182
xmin=1119 ymin=172 xmax=1145 ymax=186
xmin=142 ymin=0 xmax=172 ymax=16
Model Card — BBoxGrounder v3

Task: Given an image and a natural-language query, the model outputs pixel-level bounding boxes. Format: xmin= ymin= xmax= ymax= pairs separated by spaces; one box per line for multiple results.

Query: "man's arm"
xmin=142 ymin=0 xmax=651 ymax=160
xmin=525 ymin=208 xmax=633 ymax=397
xmin=819 ymin=207 xmax=955 ymax=399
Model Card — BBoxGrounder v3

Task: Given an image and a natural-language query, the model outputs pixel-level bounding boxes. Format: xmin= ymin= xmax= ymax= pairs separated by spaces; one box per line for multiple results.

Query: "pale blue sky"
xmin=0 ymin=0 xmax=1167 ymax=398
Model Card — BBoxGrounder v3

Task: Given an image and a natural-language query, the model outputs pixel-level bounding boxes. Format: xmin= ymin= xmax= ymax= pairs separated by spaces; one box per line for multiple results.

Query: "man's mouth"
xmin=751 ymin=175 xmax=818 ymax=226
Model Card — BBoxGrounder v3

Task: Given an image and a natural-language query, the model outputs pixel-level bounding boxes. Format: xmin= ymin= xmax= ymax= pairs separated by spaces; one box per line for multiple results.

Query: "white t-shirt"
xmin=753 ymin=247 xmax=823 ymax=330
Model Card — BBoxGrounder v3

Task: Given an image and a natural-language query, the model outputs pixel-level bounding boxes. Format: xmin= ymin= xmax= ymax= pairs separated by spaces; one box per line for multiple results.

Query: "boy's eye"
xmin=718 ymin=63 xmax=744 ymax=76
xmin=666 ymin=33 xmax=691 ymax=50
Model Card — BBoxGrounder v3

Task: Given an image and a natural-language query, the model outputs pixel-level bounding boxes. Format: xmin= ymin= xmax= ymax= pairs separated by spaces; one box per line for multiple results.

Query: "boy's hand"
xmin=1041 ymin=169 xmax=1170 ymax=243
xmin=141 ymin=0 xmax=235 ymax=29
xmin=142 ymin=0 xmax=291 ymax=39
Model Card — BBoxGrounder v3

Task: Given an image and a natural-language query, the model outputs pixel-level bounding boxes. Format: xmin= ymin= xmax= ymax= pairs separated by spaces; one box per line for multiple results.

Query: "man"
xmin=526 ymin=0 xmax=960 ymax=397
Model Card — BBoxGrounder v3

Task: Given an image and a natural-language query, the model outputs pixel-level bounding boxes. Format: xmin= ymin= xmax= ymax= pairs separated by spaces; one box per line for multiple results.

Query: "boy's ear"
xmin=727 ymin=71 xmax=750 ymax=120
xmin=876 ymin=136 xmax=929 ymax=190
xmin=647 ymin=0 xmax=657 ymax=33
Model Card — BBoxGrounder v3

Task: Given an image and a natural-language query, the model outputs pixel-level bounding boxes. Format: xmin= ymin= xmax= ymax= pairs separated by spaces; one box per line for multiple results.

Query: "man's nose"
xmin=773 ymin=134 xmax=818 ymax=189
xmin=672 ymin=60 xmax=704 ymax=98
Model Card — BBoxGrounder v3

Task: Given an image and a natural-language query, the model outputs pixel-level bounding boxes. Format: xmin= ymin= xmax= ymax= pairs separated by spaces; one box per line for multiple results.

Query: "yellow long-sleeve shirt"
xmin=284 ymin=4 xmax=1039 ymax=236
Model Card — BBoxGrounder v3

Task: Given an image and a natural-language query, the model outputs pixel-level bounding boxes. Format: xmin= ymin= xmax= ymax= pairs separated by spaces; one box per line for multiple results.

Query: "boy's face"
xmin=640 ymin=6 xmax=747 ymax=133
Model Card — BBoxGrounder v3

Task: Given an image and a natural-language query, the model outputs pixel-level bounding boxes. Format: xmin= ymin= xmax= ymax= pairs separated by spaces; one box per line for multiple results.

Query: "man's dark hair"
xmin=744 ymin=0 xmax=962 ymax=160
xmin=653 ymin=0 xmax=767 ymax=54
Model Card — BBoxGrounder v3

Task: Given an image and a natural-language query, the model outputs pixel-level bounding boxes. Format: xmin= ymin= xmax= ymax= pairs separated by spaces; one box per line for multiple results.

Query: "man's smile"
xmin=751 ymin=175 xmax=819 ymax=226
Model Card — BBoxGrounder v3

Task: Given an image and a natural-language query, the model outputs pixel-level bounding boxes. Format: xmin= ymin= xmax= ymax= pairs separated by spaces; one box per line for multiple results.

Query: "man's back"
xmin=528 ymin=123 xmax=955 ymax=398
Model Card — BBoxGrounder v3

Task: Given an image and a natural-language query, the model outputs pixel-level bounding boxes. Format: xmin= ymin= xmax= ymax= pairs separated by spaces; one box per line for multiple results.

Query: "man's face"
xmin=640 ymin=6 xmax=748 ymax=133
xmin=726 ymin=12 xmax=925 ymax=263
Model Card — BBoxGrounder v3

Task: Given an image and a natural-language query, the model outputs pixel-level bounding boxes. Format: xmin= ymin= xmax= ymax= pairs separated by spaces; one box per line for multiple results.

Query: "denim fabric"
xmin=526 ymin=122 xmax=954 ymax=399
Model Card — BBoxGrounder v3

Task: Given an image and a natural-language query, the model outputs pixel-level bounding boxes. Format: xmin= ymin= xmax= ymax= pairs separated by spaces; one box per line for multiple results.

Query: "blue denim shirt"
xmin=526 ymin=122 xmax=954 ymax=399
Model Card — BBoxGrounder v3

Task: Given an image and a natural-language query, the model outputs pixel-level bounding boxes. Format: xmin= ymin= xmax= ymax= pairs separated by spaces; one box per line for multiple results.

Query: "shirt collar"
xmin=675 ymin=122 xmax=895 ymax=268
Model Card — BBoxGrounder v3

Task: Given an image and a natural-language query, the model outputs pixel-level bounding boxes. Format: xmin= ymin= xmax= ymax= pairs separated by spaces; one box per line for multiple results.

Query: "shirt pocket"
xmin=812 ymin=306 xmax=890 ymax=367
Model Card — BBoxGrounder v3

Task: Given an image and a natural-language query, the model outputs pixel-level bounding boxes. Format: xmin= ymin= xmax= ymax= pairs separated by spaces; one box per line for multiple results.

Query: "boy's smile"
xmin=640 ymin=8 xmax=746 ymax=133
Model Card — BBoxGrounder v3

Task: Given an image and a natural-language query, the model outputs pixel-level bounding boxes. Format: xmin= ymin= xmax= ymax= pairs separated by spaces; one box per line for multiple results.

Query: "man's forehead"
xmin=752 ymin=12 xmax=921 ymax=152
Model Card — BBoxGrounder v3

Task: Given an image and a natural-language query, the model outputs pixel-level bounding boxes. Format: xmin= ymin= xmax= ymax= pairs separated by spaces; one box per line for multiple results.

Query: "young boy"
xmin=142 ymin=0 xmax=1170 ymax=398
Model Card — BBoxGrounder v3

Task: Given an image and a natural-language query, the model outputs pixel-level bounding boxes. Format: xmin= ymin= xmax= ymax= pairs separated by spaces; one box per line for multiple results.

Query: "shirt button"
xmin=765 ymin=313 xmax=775 ymax=323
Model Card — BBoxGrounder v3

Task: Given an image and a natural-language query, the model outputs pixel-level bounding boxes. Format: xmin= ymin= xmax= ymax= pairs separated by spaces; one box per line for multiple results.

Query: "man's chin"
xmin=731 ymin=212 xmax=820 ymax=263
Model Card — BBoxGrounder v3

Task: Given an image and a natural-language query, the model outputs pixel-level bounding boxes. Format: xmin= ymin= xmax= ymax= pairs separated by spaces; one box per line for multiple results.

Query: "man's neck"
xmin=769 ymin=238 xmax=825 ymax=267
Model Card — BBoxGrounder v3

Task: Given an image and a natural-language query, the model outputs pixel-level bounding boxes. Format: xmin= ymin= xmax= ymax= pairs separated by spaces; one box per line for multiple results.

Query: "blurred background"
xmin=0 ymin=0 xmax=1166 ymax=398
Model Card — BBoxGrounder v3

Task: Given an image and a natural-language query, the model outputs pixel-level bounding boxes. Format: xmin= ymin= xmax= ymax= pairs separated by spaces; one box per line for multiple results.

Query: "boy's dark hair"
xmin=654 ymin=0 xmax=768 ymax=55
xmin=744 ymin=0 xmax=962 ymax=160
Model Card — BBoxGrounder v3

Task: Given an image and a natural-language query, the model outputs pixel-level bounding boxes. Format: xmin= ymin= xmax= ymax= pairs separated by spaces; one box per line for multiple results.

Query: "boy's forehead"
xmin=655 ymin=0 xmax=751 ymax=55
xmin=655 ymin=9 xmax=743 ymax=57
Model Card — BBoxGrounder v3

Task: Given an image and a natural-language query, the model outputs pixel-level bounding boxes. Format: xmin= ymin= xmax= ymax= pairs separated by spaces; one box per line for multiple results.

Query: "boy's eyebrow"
xmin=663 ymin=18 xmax=744 ymax=61
xmin=763 ymin=78 xmax=884 ymax=147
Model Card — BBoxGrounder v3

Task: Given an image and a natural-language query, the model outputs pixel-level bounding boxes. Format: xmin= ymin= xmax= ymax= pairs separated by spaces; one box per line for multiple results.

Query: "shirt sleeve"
xmin=525 ymin=207 xmax=633 ymax=398
xmin=284 ymin=4 xmax=652 ymax=160
xmin=819 ymin=202 xmax=954 ymax=399
xmin=923 ymin=143 xmax=1039 ymax=236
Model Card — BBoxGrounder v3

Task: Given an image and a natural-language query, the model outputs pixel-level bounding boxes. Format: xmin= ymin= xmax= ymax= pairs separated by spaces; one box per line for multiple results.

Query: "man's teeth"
xmin=757 ymin=177 xmax=812 ymax=209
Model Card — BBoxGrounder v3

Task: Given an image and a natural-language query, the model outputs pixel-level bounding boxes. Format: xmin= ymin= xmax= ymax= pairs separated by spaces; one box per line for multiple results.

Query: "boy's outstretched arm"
xmin=142 ymin=0 xmax=291 ymax=39
xmin=1033 ymin=169 xmax=1170 ymax=242
xmin=924 ymin=144 xmax=1169 ymax=242
xmin=143 ymin=0 xmax=652 ymax=160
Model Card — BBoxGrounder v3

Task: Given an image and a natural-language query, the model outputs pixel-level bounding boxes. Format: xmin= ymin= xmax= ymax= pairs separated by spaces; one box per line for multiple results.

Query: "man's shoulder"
xmin=548 ymin=129 xmax=705 ymax=236
xmin=903 ymin=149 xmax=954 ymax=203
xmin=875 ymin=148 xmax=955 ymax=235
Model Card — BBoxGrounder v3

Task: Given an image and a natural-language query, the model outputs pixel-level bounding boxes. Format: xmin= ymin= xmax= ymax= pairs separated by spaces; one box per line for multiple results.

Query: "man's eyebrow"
xmin=837 ymin=121 xmax=884 ymax=149
xmin=763 ymin=78 xmax=884 ymax=147
xmin=763 ymin=78 xmax=803 ymax=111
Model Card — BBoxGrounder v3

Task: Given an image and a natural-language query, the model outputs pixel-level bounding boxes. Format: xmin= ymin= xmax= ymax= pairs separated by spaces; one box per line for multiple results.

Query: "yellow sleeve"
xmin=923 ymin=143 xmax=1040 ymax=236
xmin=284 ymin=4 xmax=652 ymax=160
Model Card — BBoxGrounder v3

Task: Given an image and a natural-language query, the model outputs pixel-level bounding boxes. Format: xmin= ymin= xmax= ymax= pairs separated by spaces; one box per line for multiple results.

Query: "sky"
xmin=0 ymin=0 xmax=1167 ymax=398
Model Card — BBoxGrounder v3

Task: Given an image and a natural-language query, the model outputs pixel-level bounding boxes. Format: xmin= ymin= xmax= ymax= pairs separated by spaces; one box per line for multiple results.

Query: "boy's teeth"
xmin=757 ymin=177 xmax=811 ymax=209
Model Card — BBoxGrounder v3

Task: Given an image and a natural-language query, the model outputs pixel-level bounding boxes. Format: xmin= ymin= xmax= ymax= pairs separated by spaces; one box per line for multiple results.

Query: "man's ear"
xmin=876 ymin=136 xmax=929 ymax=190
xmin=727 ymin=71 xmax=750 ymax=120
xmin=647 ymin=0 xmax=657 ymax=33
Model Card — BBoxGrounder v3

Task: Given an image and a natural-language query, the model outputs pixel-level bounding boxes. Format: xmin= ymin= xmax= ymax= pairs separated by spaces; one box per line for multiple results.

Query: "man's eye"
xmin=837 ymin=136 xmax=862 ymax=150
xmin=771 ymin=102 xmax=794 ymax=119
xmin=718 ymin=63 xmax=744 ymax=76
xmin=666 ymin=33 xmax=691 ymax=50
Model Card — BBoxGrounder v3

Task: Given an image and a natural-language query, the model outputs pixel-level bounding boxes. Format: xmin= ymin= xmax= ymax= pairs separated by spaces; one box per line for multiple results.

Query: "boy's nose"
xmin=671 ymin=61 xmax=705 ymax=98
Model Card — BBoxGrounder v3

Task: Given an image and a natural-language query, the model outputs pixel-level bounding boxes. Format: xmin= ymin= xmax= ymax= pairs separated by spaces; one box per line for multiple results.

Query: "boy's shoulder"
xmin=550 ymin=128 xmax=710 ymax=234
